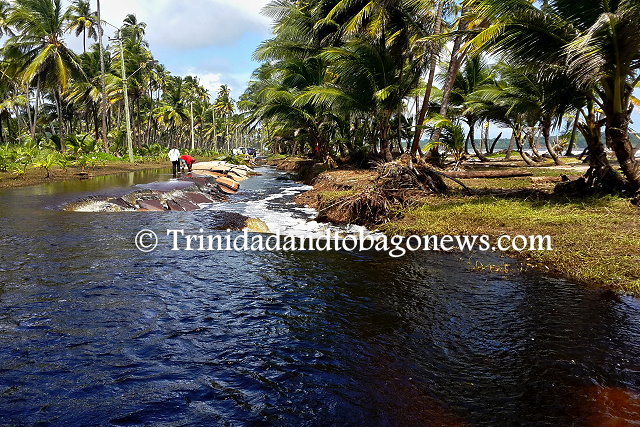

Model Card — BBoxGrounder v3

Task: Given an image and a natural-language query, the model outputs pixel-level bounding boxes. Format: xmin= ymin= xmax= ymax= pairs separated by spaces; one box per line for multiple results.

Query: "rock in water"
xmin=137 ymin=199 xmax=165 ymax=211
xmin=244 ymin=218 xmax=270 ymax=233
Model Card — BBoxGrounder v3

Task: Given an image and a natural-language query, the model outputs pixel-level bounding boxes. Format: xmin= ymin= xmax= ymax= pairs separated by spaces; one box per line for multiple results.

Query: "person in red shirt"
xmin=180 ymin=154 xmax=195 ymax=172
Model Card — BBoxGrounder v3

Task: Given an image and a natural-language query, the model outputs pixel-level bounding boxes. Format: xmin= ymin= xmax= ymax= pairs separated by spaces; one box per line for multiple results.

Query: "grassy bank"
xmin=0 ymin=159 xmax=171 ymax=190
xmin=383 ymin=194 xmax=640 ymax=295
xmin=0 ymin=146 xmax=234 ymax=190
xmin=288 ymin=159 xmax=640 ymax=295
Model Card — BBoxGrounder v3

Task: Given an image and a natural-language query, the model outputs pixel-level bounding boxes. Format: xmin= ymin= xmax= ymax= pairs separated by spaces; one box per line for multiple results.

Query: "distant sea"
xmin=421 ymin=133 xmax=640 ymax=157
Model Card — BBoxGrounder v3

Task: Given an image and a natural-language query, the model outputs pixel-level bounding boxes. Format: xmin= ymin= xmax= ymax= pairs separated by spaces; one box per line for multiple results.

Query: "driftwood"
xmin=445 ymin=170 xmax=534 ymax=179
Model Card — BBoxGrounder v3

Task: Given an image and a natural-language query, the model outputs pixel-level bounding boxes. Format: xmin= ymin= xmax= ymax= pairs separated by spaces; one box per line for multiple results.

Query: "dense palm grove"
xmin=1 ymin=0 xmax=639 ymax=196
xmin=242 ymin=0 xmax=640 ymax=195
xmin=0 ymin=0 xmax=252 ymax=176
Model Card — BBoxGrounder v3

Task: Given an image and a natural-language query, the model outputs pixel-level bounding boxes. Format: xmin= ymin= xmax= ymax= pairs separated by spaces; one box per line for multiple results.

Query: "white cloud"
xmin=185 ymin=71 xmax=222 ymax=99
xmin=180 ymin=70 xmax=251 ymax=100
xmin=63 ymin=1 xmax=271 ymax=98
xmin=96 ymin=0 xmax=271 ymax=50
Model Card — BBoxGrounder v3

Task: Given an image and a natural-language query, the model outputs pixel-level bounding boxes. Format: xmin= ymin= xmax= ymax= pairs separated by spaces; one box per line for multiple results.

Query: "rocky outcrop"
xmin=64 ymin=162 xmax=257 ymax=213
xmin=65 ymin=175 xmax=228 ymax=212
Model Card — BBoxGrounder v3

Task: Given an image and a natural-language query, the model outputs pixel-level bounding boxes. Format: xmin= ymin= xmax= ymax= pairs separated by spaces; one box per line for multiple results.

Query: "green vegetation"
xmin=0 ymin=140 xmax=223 ymax=181
xmin=245 ymin=0 xmax=640 ymax=196
xmin=294 ymin=162 xmax=639 ymax=294
xmin=0 ymin=0 xmax=261 ymax=172
xmin=382 ymin=194 xmax=640 ymax=295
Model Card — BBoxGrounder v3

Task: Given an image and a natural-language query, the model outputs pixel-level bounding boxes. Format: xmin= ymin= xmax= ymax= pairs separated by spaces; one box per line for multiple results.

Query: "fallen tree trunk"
xmin=446 ymin=170 xmax=534 ymax=179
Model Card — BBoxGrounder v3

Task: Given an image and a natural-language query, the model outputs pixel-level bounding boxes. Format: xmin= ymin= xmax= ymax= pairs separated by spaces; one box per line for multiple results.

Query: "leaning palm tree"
xmin=7 ymin=0 xmax=85 ymax=149
xmin=467 ymin=0 xmax=640 ymax=193
xmin=66 ymin=0 xmax=97 ymax=53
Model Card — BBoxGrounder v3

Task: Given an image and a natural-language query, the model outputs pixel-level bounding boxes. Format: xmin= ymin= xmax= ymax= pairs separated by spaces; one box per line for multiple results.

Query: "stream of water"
xmin=0 ymin=167 xmax=638 ymax=425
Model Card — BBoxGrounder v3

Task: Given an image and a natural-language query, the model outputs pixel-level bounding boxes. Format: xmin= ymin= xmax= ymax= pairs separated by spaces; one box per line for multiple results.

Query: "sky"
xmin=65 ymin=0 xmax=273 ymax=101
xmin=64 ymin=1 xmax=639 ymax=140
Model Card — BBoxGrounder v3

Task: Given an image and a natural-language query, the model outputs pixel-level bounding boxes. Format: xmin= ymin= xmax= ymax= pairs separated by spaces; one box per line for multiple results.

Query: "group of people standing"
xmin=168 ymin=147 xmax=195 ymax=177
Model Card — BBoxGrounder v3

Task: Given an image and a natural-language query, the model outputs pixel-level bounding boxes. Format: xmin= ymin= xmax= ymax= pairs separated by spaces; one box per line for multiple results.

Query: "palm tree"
xmin=448 ymin=54 xmax=495 ymax=161
xmin=8 ymin=0 xmax=85 ymax=149
xmin=154 ymin=75 xmax=189 ymax=146
xmin=66 ymin=45 xmax=105 ymax=140
xmin=296 ymin=37 xmax=419 ymax=161
xmin=66 ymin=0 xmax=97 ymax=53
xmin=467 ymin=0 xmax=640 ymax=193
xmin=215 ymin=84 xmax=235 ymax=151
xmin=424 ymin=116 xmax=466 ymax=168
xmin=121 ymin=14 xmax=147 ymax=46
xmin=0 ymin=0 xmax=14 ymax=37
xmin=411 ymin=0 xmax=445 ymax=156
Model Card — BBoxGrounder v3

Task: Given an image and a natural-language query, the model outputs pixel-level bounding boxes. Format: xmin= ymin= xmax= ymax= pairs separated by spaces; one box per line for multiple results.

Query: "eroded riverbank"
xmin=280 ymin=158 xmax=640 ymax=295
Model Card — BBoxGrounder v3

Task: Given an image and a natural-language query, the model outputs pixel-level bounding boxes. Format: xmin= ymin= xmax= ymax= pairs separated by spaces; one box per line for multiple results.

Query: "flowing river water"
xmin=0 ymin=167 xmax=639 ymax=425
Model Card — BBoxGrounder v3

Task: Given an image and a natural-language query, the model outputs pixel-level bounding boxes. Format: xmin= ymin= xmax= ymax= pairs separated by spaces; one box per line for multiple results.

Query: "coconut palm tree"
xmin=448 ymin=54 xmax=495 ymax=161
xmin=66 ymin=0 xmax=97 ymax=53
xmin=7 ymin=0 xmax=85 ymax=149
xmin=0 ymin=0 xmax=14 ymax=38
xmin=66 ymin=45 xmax=105 ymax=140
xmin=121 ymin=14 xmax=147 ymax=46
xmin=296 ymin=37 xmax=420 ymax=161
xmin=316 ymin=0 xmax=443 ymax=158
xmin=467 ymin=0 xmax=640 ymax=193
xmin=215 ymin=84 xmax=235 ymax=150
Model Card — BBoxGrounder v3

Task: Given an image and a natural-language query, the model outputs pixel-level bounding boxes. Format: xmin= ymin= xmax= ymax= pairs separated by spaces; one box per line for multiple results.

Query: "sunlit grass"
xmin=383 ymin=195 xmax=640 ymax=294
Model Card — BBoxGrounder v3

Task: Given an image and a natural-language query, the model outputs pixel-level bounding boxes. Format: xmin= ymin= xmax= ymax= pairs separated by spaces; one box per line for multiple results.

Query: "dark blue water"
xmin=0 ymin=168 xmax=639 ymax=425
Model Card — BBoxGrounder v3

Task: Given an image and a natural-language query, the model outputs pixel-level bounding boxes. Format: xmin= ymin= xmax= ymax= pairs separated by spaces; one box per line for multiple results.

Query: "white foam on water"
xmin=207 ymin=183 xmax=382 ymax=240
xmin=70 ymin=200 xmax=125 ymax=213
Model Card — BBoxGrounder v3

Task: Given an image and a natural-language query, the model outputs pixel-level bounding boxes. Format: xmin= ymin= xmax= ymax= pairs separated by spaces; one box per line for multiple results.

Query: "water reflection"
xmin=0 ymin=168 xmax=638 ymax=425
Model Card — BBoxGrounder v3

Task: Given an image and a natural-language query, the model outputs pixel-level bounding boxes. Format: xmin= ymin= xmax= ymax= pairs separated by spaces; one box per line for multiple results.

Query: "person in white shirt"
xmin=168 ymin=146 xmax=181 ymax=176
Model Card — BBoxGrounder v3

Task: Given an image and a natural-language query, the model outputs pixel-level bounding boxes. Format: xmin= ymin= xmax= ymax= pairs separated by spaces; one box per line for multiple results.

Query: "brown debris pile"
xmin=299 ymin=157 xmax=450 ymax=226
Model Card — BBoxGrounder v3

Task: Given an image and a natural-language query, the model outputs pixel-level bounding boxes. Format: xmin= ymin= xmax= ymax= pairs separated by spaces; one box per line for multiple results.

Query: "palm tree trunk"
xmin=380 ymin=115 xmax=393 ymax=163
xmin=481 ymin=122 xmax=489 ymax=154
xmin=25 ymin=86 xmax=33 ymax=139
xmin=55 ymin=89 xmax=66 ymax=151
xmin=410 ymin=0 xmax=444 ymax=156
xmin=190 ymin=101 xmax=195 ymax=150
xmin=430 ymin=16 xmax=469 ymax=148
xmin=97 ymin=0 xmax=109 ymax=152
xmin=565 ymin=113 xmax=579 ymax=156
xmin=224 ymin=116 xmax=231 ymax=151
xmin=32 ymin=78 xmax=41 ymax=139
xmin=505 ymin=132 xmax=515 ymax=160
xmin=464 ymin=127 xmax=470 ymax=154
xmin=489 ymin=133 xmax=502 ymax=154
xmin=214 ymin=112 xmax=218 ymax=146
xmin=542 ymin=118 xmax=562 ymax=165
xmin=397 ymin=109 xmax=403 ymax=154
xmin=468 ymin=121 xmax=488 ymax=161
xmin=94 ymin=106 xmax=99 ymax=141
xmin=606 ymin=111 xmax=640 ymax=193
xmin=576 ymin=103 xmax=622 ymax=189
xmin=515 ymin=124 xmax=535 ymax=166
xmin=528 ymin=128 xmax=543 ymax=160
